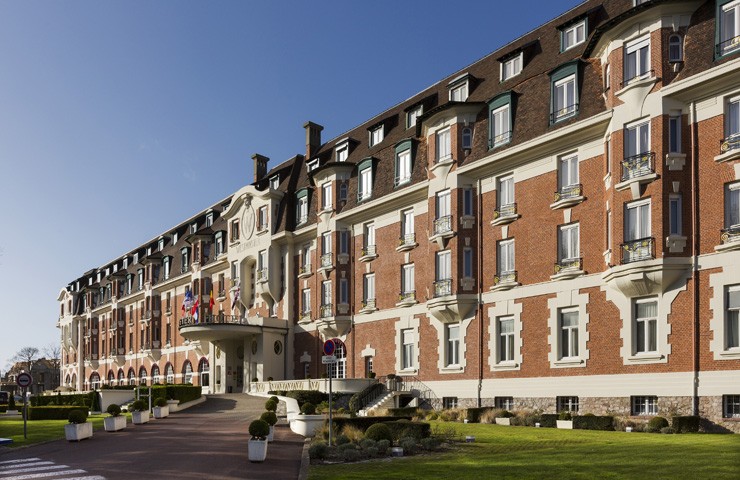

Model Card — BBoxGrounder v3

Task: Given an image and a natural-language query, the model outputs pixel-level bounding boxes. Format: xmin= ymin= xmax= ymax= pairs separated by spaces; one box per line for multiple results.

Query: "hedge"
xmin=387 ymin=407 xmax=419 ymax=417
xmin=284 ymin=390 xmax=326 ymax=408
xmin=149 ymin=385 xmax=201 ymax=404
xmin=331 ymin=416 xmax=413 ymax=432
xmin=539 ymin=414 xmax=558 ymax=428
xmin=0 ymin=405 xmax=6 ymax=413
xmin=573 ymin=415 xmax=614 ymax=431
xmin=382 ymin=420 xmax=431 ymax=440
xmin=466 ymin=407 xmax=495 ymax=423
xmin=27 ymin=406 xmax=86 ymax=421
xmin=31 ymin=392 xmax=91 ymax=408
xmin=672 ymin=415 xmax=700 ymax=433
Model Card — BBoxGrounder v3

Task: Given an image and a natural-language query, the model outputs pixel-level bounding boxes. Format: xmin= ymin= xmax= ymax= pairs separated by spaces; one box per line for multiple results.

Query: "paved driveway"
xmin=0 ymin=394 xmax=304 ymax=480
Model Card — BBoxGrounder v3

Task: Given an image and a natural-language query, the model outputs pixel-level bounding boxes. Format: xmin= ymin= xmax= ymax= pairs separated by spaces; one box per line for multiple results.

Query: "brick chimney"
xmin=303 ymin=121 xmax=324 ymax=158
xmin=252 ymin=154 xmax=269 ymax=183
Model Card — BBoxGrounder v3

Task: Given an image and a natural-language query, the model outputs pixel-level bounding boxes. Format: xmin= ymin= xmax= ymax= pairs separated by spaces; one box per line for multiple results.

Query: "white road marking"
xmin=0 ymin=461 xmax=39 ymax=466
xmin=0 ymin=469 xmax=87 ymax=480
xmin=0 ymin=465 xmax=70 ymax=475
xmin=0 ymin=464 xmax=53 ymax=471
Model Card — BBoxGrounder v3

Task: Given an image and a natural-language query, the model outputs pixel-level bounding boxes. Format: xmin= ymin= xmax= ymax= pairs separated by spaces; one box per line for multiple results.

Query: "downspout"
xmin=477 ymin=177 xmax=484 ymax=408
xmin=690 ymin=101 xmax=699 ymax=416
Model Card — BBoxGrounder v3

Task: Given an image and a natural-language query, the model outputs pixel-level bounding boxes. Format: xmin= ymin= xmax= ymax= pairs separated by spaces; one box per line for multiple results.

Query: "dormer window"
xmin=336 ymin=144 xmax=348 ymax=162
xmin=97 ymin=272 xmax=101 ymax=283
xmin=206 ymin=212 xmax=214 ymax=227
xmin=269 ymin=175 xmax=280 ymax=190
xmin=158 ymin=238 xmax=165 ymax=251
xmin=406 ymin=105 xmax=423 ymax=128
xmin=146 ymin=247 xmax=152 ymax=256
xmin=358 ymin=158 xmax=374 ymax=202
xmin=561 ymin=19 xmax=586 ymax=52
xmin=190 ymin=223 xmax=198 ymax=234
xmin=113 ymin=264 xmax=118 ymax=273
xmin=173 ymin=232 xmax=178 ymax=244
xmin=123 ymin=258 xmax=128 ymax=269
xmin=307 ymin=159 xmax=319 ymax=172
xmin=133 ymin=253 xmax=139 ymax=264
xmin=369 ymin=125 xmax=384 ymax=147
xmin=501 ymin=53 xmax=523 ymax=81
xmin=450 ymin=82 xmax=468 ymax=102
xmin=296 ymin=189 xmax=310 ymax=225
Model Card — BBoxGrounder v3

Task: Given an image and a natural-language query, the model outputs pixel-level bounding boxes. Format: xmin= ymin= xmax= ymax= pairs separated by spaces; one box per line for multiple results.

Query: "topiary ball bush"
xmin=647 ymin=416 xmax=669 ymax=432
xmin=364 ymin=423 xmax=393 ymax=443
xmin=308 ymin=442 xmax=328 ymax=460
xmin=269 ymin=396 xmax=279 ymax=404
xmin=249 ymin=419 xmax=270 ymax=440
xmin=301 ymin=402 xmax=316 ymax=415
xmin=106 ymin=404 xmax=122 ymax=417
xmin=131 ymin=400 xmax=147 ymax=412
xmin=265 ymin=399 xmax=278 ymax=412
xmin=68 ymin=409 xmax=88 ymax=424
xmin=154 ymin=397 xmax=168 ymax=407
xmin=260 ymin=411 xmax=278 ymax=426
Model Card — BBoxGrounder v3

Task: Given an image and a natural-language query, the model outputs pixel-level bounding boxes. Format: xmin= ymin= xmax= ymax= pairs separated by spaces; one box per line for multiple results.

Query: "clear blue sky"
xmin=0 ymin=0 xmax=582 ymax=373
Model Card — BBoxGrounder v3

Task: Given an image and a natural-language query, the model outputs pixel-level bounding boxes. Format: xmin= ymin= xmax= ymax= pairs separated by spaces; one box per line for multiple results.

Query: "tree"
xmin=12 ymin=346 xmax=39 ymax=372
xmin=43 ymin=344 xmax=62 ymax=386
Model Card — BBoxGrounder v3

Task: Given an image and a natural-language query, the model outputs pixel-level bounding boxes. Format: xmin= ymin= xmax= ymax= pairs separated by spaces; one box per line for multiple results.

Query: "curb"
xmin=297 ymin=438 xmax=311 ymax=480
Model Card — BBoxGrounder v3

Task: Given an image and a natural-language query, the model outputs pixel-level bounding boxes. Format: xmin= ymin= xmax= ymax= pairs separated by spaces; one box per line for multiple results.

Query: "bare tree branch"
xmin=11 ymin=346 xmax=39 ymax=371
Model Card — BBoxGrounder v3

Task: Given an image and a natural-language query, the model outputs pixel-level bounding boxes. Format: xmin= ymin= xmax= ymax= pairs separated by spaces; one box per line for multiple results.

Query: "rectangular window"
xmin=258 ymin=206 xmax=268 ymax=231
xmin=306 ymin=159 xmax=318 ymax=172
xmin=407 ymin=105 xmax=423 ymax=128
xmin=402 ymin=263 xmax=415 ymax=294
xmin=724 ymin=394 xmax=740 ymax=418
xmin=554 ymin=75 xmax=576 ymax=120
xmin=559 ymin=309 xmax=579 ymax=359
xmin=363 ymin=273 xmax=375 ymax=303
xmin=370 ymin=125 xmax=384 ymax=146
xmin=463 ymin=247 xmax=473 ymax=278
xmin=402 ymin=328 xmax=415 ymax=369
xmin=450 ymin=82 xmax=468 ymax=102
xmin=557 ymin=396 xmax=580 ymax=413
xmin=231 ymin=260 xmax=239 ymax=282
xmin=719 ymin=1 xmax=740 ymax=56
xmin=163 ymin=257 xmax=171 ymax=280
xmin=558 ymin=223 xmax=580 ymax=262
xmin=436 ymin=250 xmax=451 ymax=282
xmin=625 ymin=200 xmax=651 ymax=241
xmin=442 ymin=397 xmax=458 ymax=409
xmin=359 ymin=167 xmax=373 ymax=201
xmin=436 ymin=189 xmax=451 ymax=219
xmin=322 ymin=232 xmax=332 ymax=255
xmin=215 ymin=232 xmax=224 ymax=257
xmin=726 ymin=183 xmax=740 ymax=227
xmin=491 ymin=104 xmax=511 ymax=147
xmin=339 ymin=278 xmax=348 ymax=305
xmin=728 ymin=98 xmax=740 ymax=140
xmin=364 ymin=223 xmax=375 ymax=249
xmin=321 ymin=281 xmax=332 ymax=306
xmin=498 ymin=175 xmax=514 ymax=207
xmin=498 ymin=316 xmax=515 ymax=362
xmin=231 ymin=220 xmax=240 ymax=242
xmin=447 ymin=324 xmax=460 ymax=366
xmin=258 ymin=249 xmax=267 ymax=271
xmin=158 ymin=238 xmax=165 ymax=251
xmin=339 ymin=230 xmax=350 ymax=255
xmin=322 ymin=182 xmax=332 ymax=210
xmin=625 ymin=36 xmax=650 ymax=84
xmin=669 ymin=195 xmax=682 ymax=236
xmin=497 ymin=239 xmax=515 ymax=275
xmin=436 ymin=127 xmax=452 ymax=162
xmin=302 ymin=288 xmax=311 ymax=315
xmin=625 ymin=120 xmax=651 ymax=163
xmin=336 ymin=145 xmax=348 ymax=162
xmin=463 ymin=187 xmax=474 ymax=216
xmin=562 ymin=20 xmax=586 ymax=51
xmin=495 ymin=397 xmax=514 ymax=410
xmin=634 ymin=299 xmax=658 ymax=354
xmin=501 ymin=53 xmax=522 ymax=81
xmin=558 ymin=153 xmax=579 ymax=190
xmin=396 ymin=149 xmax=412 ymax=186
xmin=669 ymin=115 xmax=682 ymax=153
xmin=297 ymin=196 xmax=308 ymax=225
xmin=631 ymin=396 xmax=658 ymax=416
xmin=269 ymin=175 xmax=280 ymax=189
xmin=726 ymin=286 xmax=740 ymax=349
xmin=402 ymin=210 xmax=415 ymax=237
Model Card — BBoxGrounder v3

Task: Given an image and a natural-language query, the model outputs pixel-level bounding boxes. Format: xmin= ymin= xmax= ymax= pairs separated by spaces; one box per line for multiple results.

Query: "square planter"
xmin=104 ymin=416 xmax=127 ymax=432
xmin=556 ymin=420 xmax=574 ymax=429
xmin=153 ymin=406 xmax=169 ymax=419
xmin=495 ymin=417 xmax=511 ymax=426
xmin=132 ymin=410 xmax=150 ymax=425
xmin=248 ymin=439 xmax=268 ymax=462
xmin=267 ymin=425 xmax=274 ymax=442
xmin=65 ymin=422 xmax=93 ymax=441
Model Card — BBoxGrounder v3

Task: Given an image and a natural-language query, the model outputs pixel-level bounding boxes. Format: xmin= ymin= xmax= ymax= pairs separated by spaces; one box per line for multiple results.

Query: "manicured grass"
xmin=308 ymin=422 xmax=740 ymax=480
xmin=0 ymin=413 xmax=131 ymax=448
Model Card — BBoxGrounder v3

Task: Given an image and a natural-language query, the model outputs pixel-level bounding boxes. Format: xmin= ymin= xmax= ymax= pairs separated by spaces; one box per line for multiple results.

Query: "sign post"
xmin=322 ymin=339 xmax=337 ymax=446
xmin=16 ymin=372 xmax=33 ymax=439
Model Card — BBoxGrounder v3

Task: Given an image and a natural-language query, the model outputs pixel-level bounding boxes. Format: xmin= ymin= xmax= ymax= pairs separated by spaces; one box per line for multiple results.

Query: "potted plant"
xmin=104 ymin=404 xmax=126 ymax=432
xmin=166 ymin=397 xmax=180 ymax=412
xmin=556 ymin=411 xmax=574 ymax=429
xmin=260 ymin=411 xmax=278 ymax=441
xmin=495 ymin=410 xmax=515 ymax=426
xmin=65 ymin=409 xmax=93 ymax=441
xmin=289 ymin=402 xmax=324 ymax=437
xmin=153 ymin=397 xmax=169 ymax=419
xmin=131 ymin=399 xmax=150 ymax=425
xmin=248 ymin=419 xmax=270 ymax=462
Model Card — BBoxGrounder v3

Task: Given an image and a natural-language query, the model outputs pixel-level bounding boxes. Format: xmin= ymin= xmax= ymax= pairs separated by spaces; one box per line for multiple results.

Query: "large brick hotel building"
xmin=58 ymin=0 xmax=740 ymax=430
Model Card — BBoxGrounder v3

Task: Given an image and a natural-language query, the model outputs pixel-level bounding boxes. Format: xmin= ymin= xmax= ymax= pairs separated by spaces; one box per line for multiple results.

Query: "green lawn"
xmin=308 ymin=422 xmax=740 ymax=480
xmin=0 ymin=413 xmax=131 ymax=448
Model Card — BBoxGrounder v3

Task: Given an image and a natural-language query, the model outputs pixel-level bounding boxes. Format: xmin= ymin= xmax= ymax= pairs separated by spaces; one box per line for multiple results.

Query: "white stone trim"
xmin=488 ymin=299 xmax=522 ymax=371
xmin=429 ymin=314 xmax=474 ymax=374
xmin=547 ymin=289 xmax=590 ymax=369
xmin=360 ymin=345 xmax=376 ymax=358
xmin=709 ymin=265 xmax=740 ymax=360
xmin=395 ymin=315 xmax=420 ymax=374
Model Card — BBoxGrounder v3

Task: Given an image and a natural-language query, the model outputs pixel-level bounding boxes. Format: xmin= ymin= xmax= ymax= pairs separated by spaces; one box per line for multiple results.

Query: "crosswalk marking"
xmin=0 ymin=458 xmax=104 ymax=480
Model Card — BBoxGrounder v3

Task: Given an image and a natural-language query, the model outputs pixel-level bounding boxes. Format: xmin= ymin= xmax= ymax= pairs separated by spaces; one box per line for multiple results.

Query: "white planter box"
xmin=153 ymin=406 xmax=169 ymax=419
xmin=104 ymin=416 xmax=127 ymax=432
xmin=6 ymin=410 xmax=19 ymax=416
xmin=166 ymin=400 xmax=180 ymax=412
xmin=556 ymin=420 xmax=574 ymax=429
xmin=495 ymin=417 xmax=511 ymax=426
xmin=290 ymin=415 xmax=325 ymax=437
xmin=65 ymin=422 xmax=93 ymax=441
xmin=132 ymin=410 xmax=150 ymax=424
xmin=248 ymin=439 xmax=268 ymax=462
xmin=267 ymin=425 xmax=274 ymax=442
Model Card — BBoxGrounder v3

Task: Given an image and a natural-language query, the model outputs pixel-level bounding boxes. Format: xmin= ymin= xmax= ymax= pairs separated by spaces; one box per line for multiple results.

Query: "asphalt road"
xmin=0 ymin=394 xmax=304 ymax=480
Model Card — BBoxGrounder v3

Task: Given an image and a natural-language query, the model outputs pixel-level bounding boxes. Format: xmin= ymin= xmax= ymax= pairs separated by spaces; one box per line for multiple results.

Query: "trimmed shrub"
xmin=308 ymin=442 xmax=328 ymax=460
xmin=647 ymin=416 xmax=669 ymax=433
xmin=131 ymin=400 xmax=147 ymax=412
xmin=420 ymin=437 xmax=441 ymax=451
xmin=68 ymin=409 xmax=88 ymax=424
xmin=399 ymin=436 xmax=417 ymax=455
xmin=364 ymin=423 xmax=393 ymax=443
xmin=342 ymin=449 xmax=361 ymax=462
xmin=573 ymin=415 xmax=614 ymax=431
xmin=249 ymin=419 xmax=270 ymax=440
xmin=466 ymin=407 xmax=495 ymax=423
xmin=382 ymin=421 xmax=431 ymax=441
xmin=558 ymin=411 xmax=573 ymax=421
xmin=106 ymin=404 xmax=122 ymax=417
xmin=660 ymin=426 xmax=675 ymax=434
xmin=260 ymin=411 xmax=278 ymax=426
xmin=331 ymin=416 xmax=413 ymax=433
xmin=365 ymin=446 xmax=379 ymax=457
xmin=539 ymin=414 xmax=558 ymax=428
xmin=154 ymin=397 xmax=168 ymax=407
xmin=286 ymin=390 xmax=325 ymax=408
xmin=672 ymin=416 xmax=700 ymax=433
xmin=27 ymin=406 xmax=84 ymax=421
xmin=149 ymin=385 xmax=202 ymax=404
xmin=300 ymin=403 xmax=316 ymax=415
xmin=376 ymin=439 xmax=391 ymax=453
xmin=269 ymin=396 xmax=279 ymax=403
xmin=337 ymin=442 xmax=356 ymax=452
xmin=359 ymin=438 xmax=377 ymax=450
xmin=336 ymin=434 xmax=351 ymax=446
xmin=387 ymin=407 xmax=419 ymax=417
xmin=265 ymin=399 xmax=278 ymax=412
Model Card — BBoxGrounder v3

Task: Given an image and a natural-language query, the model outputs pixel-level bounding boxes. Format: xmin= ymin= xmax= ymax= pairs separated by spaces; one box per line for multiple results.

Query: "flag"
xmin=231 ymin=285 xmax=240 ymax=310
xmin=209 ymin=289 xmax=215 ymax=311
xmin=183 ymin=288 xmax=194 ymax=317
xmin=191 ymin=297 xmax=200 ymax=321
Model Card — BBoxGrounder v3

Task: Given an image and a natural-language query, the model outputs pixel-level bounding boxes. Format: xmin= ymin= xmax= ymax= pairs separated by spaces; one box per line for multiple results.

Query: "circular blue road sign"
xmin=323 ymin=339 xmax=335 ymax=356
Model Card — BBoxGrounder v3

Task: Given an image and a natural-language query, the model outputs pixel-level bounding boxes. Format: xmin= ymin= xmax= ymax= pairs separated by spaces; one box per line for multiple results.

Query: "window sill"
xmin=614 ymin=173 xmax=658 ymax=200
xmin=615 ymin=75 xmax=657 ymax=98
xmin=490 ymin=281 xmax=519 ymax=292
xmin=297 ymin=269 xmax=313 ymax=279
xmin=627 ymin=353 xmax=665 ymax=364
xmin=256 ymin=228 xmax=269 ymax=236
xmin=666 ymin=235 xmax=687 ymax=253
xmin=319 ymin=207 xmax=334 ymax=215
xmin=718 ymin=349 xmax=740 ymax=360
xmin=460 ymin=215 xmax=475 ymax=229
xmin=550 ymin=269 xmax=584 ymax=281
xmin=396 ymin=298 xmax=418 ymax=308
xmin=440 ymin=366 xmax=464 ymax=374
xmin=397 ymin=369 xmax=418 ymax=376
xmin=396 ymin=242 xmax=418 ymax=253
xmin=714 ymin=148 xmax=740 ymax=164
xmin=359 ymin=306 xmax=377 ymax=314
xmin=358 ymin=253 xmax=378 ymax=263
xmin=553 ymin=358 xmax=585 ymax=368
xmin=491 ymin=361 xmax=520 ymax=371
xmin=714 ymin=240 xmax=740 ymax=253
xmin=490 ymin=214 xmax=520 ymax=227
xmin=550 ymin=195 xmax=584 ymax=210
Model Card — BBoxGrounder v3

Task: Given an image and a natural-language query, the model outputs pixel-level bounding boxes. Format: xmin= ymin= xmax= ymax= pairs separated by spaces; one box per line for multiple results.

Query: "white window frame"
xmin=634 ymin=298 xmax=658 ymax=354
xmin=727 ymin=97 xmax=740 ymax=140
xmin=336 ymin=144 xmax=348 ymax=162
xmin=726 ymin=285 xmax=740 ymax=350
xmin=498 ymin=175 xmax=514 ymax=208
xmin=446 ymin=324 xmax=460 ymax=367
xmin=297 ymin=196 xmax=308 ymax=225
xmin=321 ymin=182 xmax=332 ymax=210
xmin=724 ymin=394 xmax=740 ymax=418
xmin=498 ymin=316 xmax=515 ymax=363
xmin=301 ymin=288 xmax=311 ymax=315
xmin=497 ymin=239 xmax=515 ymax=276
xmin=363 ymin=273 xmax=375 ymax=303
xmin=306 ymin=159 xmax=318 ymax=172
xmin=501 ymin=52 xmax=523 ymax=81
xmin=625 ymin=199 xmax=652 ymax=241
xmin=449 ymin=82 xmax=468 ymax=102
xmin=436 ymin=189 xmax=451 ymax=219
xmin=559 ymin=308 xmax=580 ymax=360
xmin=727 ymin=182 xmax=740 ymax=228
xmin=321 ymin=231 xmax=332 ymax=255
xmin=558 ymin=153 xmax=579 ymax=190
xmin=720 ymin=1 xmax=740 ymax=55
xmin=359 ymin=166 xmax=373 ymax=201
xmin=557 ymin=396 xmax=580 ymax=414
xmin=624 ymin=35 xmax=651 ymax=84
xmin=269 ymin=175 xmax=280 ymax=190
xmin=401 ymin=328 xmax=415 ymax=370
xmin=491 ymin=104 xmax=511 ymax=147
xmin=558 ymin=223 xmax=580 ymax=262
xmin=436 ymin=127 xmax=452 ymax=162
xmin=407 ymin=105 xmax=423 ymax=128
xmin=402 ymin=263 xmax=415 ymax=295
xmin=396 ymin=148 xmax=412 ymax=186
xmin=669 ymin=194 xmax=682 ymax=236
xmin=436 ymin=250 xmax=452 ymax=282
xmin=554 ymin=74 xmax=577 ymax=120
xmin=631 ymin=395 xmax=658 ymax=416
xmin=668 ymin=34 xmax=683 ymax=62
xmin=369 ymin=125 xmax=384 ymax=147
xmin=402 ymin=209 xmax=414 ymax=237
xmin=562 ymin=20 xmax=586 ymax=51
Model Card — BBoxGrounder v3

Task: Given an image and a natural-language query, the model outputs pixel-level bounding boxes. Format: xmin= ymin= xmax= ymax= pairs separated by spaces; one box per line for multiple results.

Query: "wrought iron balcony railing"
xmin=395 ymin=174 xmax=411 ymax=187
xmin=621 ymin=152 xmax=655 ymax=181
xmin=357 ymin=190 xmax=372 ymax=203
xmin=256 ymin=269 xmax=268 ymax=283
xmin=620 ymin=69 xmax=655 ymax=88
xmin=716 ymin=35 xmax=740 ymax=57
xmin=721 ymin=226 xmax=740 ymax=245
xmin=493 ymin=270 xmax=518 ymax=285
xmin=320 ymin=253 xmax=333 ymax=269
xmin=298 ymin=263 xmax=311 ymax=276
xmin=398 ymin=233 xmax=416 ymax=247
xmin=320 ymin=304 xmax=333 ymax=318
xmin=433 ymin=278 xmax=452 ymax=298
xmin=621 ymin=237 xmax=655 ymax=264
xmin=720 ymin=134 xmax=740 ymax=155
xmin=360 ymin=244 xmax=377 ymax=258
xmin=178 ymin=313 xmax=245 ymax=328
xmin=554 ymin=257 xmax=582 ymax=275
xmin=433 ymin=215 xmax=453 ymax=236
xmin=490 ymin=131 xmax=512 ymax=149
xmin=398 ymin=290 xmax=416 ymax=303
xmin=361 ymin=298 xmax=376 ymax=310
xmin=494 ymin=203 xmax=517 ymax=219
xmin=554 ymin=183 xmax=583 ymax=202
xmin=296 ymin=214 xmax=308 ymax=225
xmin=299 ymin=310 xmax=311 ymax=322
xmin=550 ymin=103 xmax=578 ymax=123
